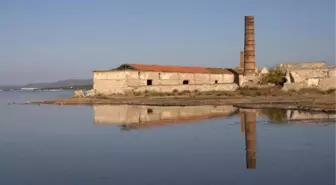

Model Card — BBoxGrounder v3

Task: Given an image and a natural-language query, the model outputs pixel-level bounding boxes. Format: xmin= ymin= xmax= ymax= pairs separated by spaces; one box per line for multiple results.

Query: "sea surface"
xmin=0 ymin=91 xmax=335 ymax=185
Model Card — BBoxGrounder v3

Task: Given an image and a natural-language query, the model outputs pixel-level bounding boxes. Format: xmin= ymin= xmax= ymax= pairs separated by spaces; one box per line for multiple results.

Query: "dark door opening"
xmin=215 ymin=80 xmax=218 ymax=84
xmin=147 ymin=79 xmax=152 ymax=86
xmin=183 ymin=80 xmax=189 ymax=85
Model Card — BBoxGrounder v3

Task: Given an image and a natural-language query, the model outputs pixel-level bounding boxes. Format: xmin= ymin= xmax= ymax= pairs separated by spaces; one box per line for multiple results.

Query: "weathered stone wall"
xmin=93 ymin=71 xmax=129 ymax=94
xmin=93 ymin=70 xmax=236 ymax=94
xmin=238 ymin=75 xmax=263 ymax=87
xmin=133 ymin=83 xmax=238 ymax=92
xmin=318 ymin=77 xmax=336 ymax=90
xmin=93 ymin=105 xmax=237 ymax=125
xmin=282 ymin=63 xmax=336 ymax=91
xmin=328 ymin=67 xmax=336 ymax=77
xmin=279 ymin=61 xmax=326 ymax=69
xmin=286 ymin=68 xmax=329 ymax=83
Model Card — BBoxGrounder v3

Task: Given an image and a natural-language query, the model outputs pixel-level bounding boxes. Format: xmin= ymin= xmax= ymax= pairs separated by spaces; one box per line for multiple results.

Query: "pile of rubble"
xmin=73 ymin=89 xmax=97 ymax=98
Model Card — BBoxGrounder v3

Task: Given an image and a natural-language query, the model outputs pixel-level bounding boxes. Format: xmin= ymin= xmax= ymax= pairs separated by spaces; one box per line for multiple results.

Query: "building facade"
xmin=281 ymin=61 xmax=336 ymax=91
xmin=93 ymin=63 xmax=239 ymax=95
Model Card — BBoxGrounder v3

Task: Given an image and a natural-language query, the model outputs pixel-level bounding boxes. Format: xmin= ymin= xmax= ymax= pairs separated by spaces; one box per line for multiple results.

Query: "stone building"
xmin=281 ymin=61 xmax=336 ymax=91
xmin=93 ymin=63 xmax=239 ymax=95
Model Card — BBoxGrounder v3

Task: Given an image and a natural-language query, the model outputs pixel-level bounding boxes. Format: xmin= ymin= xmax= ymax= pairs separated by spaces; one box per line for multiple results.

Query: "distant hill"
xmin=0 ymin=79 xmax=92 ymax=90
xmin=0 ymin=85 xmax=23 ymax=90
xmin=23 ymin=79 xmax=93 ymax=88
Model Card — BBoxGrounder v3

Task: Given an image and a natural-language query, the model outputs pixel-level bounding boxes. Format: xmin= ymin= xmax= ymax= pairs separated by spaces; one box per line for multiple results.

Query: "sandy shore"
xmin=28 ymin=90 xmax=336 ymax=112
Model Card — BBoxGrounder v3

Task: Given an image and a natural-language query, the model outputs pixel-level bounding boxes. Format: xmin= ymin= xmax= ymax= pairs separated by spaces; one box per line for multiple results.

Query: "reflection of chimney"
xmin=240 ymin=51 xmax=244 ymax=69
xmin=243 ymin=16 xmax=256 ymax=76
xmin=242 ymin=111 xmax=257 ymax=169
xmin=240 ymin=112 xmax=245 ymax=132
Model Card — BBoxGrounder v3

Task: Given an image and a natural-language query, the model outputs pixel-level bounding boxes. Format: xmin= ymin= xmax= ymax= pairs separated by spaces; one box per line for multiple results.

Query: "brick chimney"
xmin=243 ymin=16 xmax=256 ymax=76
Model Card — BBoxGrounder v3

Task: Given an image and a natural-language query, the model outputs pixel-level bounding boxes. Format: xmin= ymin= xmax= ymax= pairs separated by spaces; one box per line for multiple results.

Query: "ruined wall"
xmin=238 ymin=75 xmax=262 ymax=87
xmin=286 ymin=68 xmax=329 ymax=83
xmin=133 ymin=83 xmax=238 ymax=92
xmin=279 ymin=61 xmax=326 ymax=69
xmin=328 ymin=67 xmax=336 ymax=77
xmin=93 ymin=71 xmax=129 ymax=94
xmin=283 ymin=66 xmax=336 ymax=91
xmin=93 ymin=105 xmax=238 ymax=125
xmin=93 ymin=70 xmax=236 ymax=94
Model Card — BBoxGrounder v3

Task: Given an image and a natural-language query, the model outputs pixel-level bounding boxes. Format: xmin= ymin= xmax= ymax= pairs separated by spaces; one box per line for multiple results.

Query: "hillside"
xmin=0 ymin=79 xmax=93 ymax=90
xmin=23 ymin=79 xmax=92 ymax=88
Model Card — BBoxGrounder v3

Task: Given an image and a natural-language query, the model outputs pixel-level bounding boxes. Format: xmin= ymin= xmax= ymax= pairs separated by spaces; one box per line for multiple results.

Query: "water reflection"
xmin=259 ymin=109 xmax=336 ymax=123
xmin=92 ymin=105 xmax=335 ymax=170
xmin=93 ymin=105 xmax=239 ymax=129
xmin=240 ymin=110 xmax=257 ymax=169
xmin=93 ymin=105 xmax=257 ymax=169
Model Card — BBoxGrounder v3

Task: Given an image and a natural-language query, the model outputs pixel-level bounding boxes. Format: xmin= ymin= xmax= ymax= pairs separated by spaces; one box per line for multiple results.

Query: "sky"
xmin=0 ymin=0 xmax=335 ymax=84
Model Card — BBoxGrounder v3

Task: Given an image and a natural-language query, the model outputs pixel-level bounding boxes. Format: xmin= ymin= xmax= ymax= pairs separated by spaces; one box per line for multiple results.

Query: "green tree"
xmin=260 ymin=67 xmax=287 ymax=85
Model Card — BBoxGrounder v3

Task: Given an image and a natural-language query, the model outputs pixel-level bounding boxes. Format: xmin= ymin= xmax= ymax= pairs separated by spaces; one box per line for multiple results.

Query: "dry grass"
xmin=137 ymin=87 xmax=330 ymax=97
xmin=235 ymin=86 xmax=286 ymax=97
xmin=96 ymin=87 xmax=336 ymax=100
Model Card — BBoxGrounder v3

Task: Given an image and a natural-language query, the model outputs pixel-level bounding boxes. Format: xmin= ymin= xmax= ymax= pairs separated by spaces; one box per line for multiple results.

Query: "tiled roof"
xmin=113 ymin=63 xmax=234 ymax=74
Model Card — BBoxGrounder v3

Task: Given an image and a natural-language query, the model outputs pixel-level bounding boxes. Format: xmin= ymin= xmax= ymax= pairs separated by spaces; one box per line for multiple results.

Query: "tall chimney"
xmin=240 ymin=50 xmax=244 ymax=69
xmin=243 ymin=16 xmax=255 ymax=76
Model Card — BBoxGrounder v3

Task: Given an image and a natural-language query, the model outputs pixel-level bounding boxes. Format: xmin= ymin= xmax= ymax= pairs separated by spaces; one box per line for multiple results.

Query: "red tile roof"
xmin=129 ymin=63 xmax=209 ymax=73
xmin=110 ymin=63 xmax=234 ymax=74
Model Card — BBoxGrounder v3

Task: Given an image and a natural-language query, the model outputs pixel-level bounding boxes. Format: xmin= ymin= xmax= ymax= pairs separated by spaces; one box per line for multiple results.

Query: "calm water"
xmin=0 ymin=91 xmax=335 ymax=185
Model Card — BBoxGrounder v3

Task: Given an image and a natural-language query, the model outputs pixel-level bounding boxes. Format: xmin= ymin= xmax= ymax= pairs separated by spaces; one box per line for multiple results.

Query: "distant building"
xmin=20 ymin=88 xmax=39 ymax=91
xmin=93 ymin=63 xmax=240 ymax=95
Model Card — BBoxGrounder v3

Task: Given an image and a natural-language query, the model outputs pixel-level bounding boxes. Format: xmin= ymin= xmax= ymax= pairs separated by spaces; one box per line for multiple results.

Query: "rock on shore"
xmin=73 ymin=89 xmax=97 ymax=98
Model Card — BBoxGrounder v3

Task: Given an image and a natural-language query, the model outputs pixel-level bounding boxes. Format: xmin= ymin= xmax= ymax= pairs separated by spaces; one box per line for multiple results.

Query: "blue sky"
xmin=0 ymin=0 xmax=335 ymax=84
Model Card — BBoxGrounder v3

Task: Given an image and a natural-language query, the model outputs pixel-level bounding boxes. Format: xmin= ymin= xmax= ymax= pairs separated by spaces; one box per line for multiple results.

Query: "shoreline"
xmin=26 ymin=93 xmax=336 ymax=113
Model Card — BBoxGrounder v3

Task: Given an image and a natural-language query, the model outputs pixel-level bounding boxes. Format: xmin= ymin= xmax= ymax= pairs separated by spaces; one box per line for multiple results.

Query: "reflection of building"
xmin=286 ymin=110 xmax=336 ymax=121
xmin=258 ymin=108 xmax=336 ymax=122
xmin=240 ymin=110 xmax=257 ymax=169
xmin=93 ymin=105 xmax=238 ymax=129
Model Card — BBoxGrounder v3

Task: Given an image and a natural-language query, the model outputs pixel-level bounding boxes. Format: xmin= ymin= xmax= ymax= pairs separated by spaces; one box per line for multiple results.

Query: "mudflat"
xmin=29 ymin=87 xmax=336 ymax=112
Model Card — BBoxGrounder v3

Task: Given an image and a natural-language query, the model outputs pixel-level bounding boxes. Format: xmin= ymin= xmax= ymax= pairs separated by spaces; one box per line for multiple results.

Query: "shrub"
xmin=259 ymin=67 xmax=287 ymax=85
xmin=260 ymin=108 xmax=287 ymax=121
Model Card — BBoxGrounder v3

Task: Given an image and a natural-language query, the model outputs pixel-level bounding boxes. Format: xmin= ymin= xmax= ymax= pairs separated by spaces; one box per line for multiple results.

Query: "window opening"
xmin=147 ymin=79 xmax=152 ymax=86
xmin=147 ymin=109 xmax=153 ymax=114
